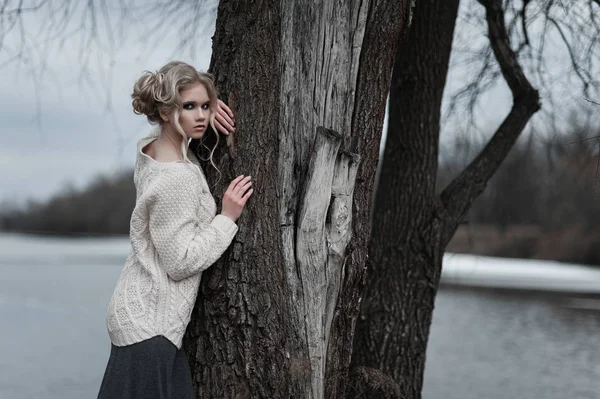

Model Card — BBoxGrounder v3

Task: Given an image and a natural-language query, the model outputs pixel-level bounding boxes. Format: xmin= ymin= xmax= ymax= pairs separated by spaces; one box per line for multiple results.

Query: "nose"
xmin=196 ymin=107 xmax=206 ymax=121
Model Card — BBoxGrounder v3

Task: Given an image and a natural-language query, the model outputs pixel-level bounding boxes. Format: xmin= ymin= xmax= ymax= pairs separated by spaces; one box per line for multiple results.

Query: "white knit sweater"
xmin=105 ymin=128 xmax=238 ymax=349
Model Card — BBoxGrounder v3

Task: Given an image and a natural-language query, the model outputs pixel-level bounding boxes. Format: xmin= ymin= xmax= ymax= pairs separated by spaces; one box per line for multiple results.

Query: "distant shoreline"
xmin=447 ymin=224 xmax=600 ymax=268
xmin=0 ymin=229 xmax=128 ymax=239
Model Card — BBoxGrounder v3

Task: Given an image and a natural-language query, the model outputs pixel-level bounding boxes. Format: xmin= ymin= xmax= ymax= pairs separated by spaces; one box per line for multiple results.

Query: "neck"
xmin=160 ymin=124 xmax=187 ymax=150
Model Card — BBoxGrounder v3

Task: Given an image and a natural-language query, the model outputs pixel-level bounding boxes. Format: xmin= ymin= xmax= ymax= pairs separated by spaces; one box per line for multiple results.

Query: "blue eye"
xmin=183 ymin=103 xmax=194 ymax=110
xmin=201 ymin=103 xmax=210 ymax=110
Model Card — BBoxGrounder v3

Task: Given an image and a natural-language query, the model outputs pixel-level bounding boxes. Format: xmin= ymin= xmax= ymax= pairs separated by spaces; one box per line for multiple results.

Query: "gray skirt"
xmin=97 ymin=335 xmax=194 ymax=399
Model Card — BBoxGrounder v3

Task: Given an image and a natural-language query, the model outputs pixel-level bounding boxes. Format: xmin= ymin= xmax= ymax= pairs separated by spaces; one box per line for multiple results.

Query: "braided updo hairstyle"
xmin=131 ymin=61 xmax=220 ymax=171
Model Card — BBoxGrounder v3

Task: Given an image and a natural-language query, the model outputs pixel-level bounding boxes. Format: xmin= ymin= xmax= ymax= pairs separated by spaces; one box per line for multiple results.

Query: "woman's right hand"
xmin=221 ymin=175 xmax=253 ymax=222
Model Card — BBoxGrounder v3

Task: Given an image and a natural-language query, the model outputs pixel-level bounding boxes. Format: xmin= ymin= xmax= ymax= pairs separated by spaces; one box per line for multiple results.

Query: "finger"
xmin=241 ymin=189 xmax=254 ymax=203
xmin=214 ymin=119 xmax=229 ymax=136
xmin=234 ymin=181 xmax=253 ymax=196
xmin=218 ymin=99 xmax=234 ymax=119
xmin=216 ymin=105 xmax=235 ymax=127
xmin=227 ymin=175 xmax=245 ymax=192
xmin=233 ymin=176 xmax=252 ymax=193
xmin=215 ymin=113 xmax=234 ymax=133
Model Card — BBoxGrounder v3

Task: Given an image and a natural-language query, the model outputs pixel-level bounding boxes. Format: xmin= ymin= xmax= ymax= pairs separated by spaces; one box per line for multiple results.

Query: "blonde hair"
xmin=131 ymin=61 xmax=220 ymax=173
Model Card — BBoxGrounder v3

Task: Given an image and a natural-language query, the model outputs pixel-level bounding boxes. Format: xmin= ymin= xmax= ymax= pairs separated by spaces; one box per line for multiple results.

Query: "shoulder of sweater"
xmin=147 ymin=166 xmax=203 ymax=201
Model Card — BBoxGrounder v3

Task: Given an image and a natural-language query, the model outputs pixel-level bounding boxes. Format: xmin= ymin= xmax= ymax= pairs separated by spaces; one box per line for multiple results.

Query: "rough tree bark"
xmin=352 ymin=0 xmax=540 ymax=398
xmin=183 ymin=1 xmax=413 ymax=398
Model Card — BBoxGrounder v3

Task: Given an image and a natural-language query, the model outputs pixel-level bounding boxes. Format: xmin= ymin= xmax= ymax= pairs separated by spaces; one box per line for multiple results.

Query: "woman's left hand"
xmin=215 ymin=99 xmax=235 ymax=135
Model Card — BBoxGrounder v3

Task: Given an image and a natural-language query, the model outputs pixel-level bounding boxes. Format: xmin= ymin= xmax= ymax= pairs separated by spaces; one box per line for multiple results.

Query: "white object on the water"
xmin=442 ymin=253 xmax=600 ymax=293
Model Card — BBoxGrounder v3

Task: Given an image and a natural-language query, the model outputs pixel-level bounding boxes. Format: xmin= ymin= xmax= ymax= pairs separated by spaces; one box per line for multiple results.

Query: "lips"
xmin=194 ymin=124 xmax=206 ymax=129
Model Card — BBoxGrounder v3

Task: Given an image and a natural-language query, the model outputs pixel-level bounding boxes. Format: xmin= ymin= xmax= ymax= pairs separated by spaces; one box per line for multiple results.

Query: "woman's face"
xmin=177 ymin=83 xmax=212 ymax=139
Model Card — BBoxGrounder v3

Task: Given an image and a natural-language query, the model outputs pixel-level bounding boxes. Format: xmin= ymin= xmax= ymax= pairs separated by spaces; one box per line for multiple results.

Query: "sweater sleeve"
xmin=148 ymin=170 xmax=238 ymax=281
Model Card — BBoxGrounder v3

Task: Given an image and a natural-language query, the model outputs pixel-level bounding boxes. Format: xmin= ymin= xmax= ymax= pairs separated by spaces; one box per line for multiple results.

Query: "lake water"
xmin=1 ymin=233 xmax=599 ymax=398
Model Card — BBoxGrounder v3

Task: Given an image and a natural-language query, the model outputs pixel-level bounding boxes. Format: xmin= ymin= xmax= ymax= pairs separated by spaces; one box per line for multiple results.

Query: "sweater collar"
xmin=136 ymin=126 xmax=200 ymax=168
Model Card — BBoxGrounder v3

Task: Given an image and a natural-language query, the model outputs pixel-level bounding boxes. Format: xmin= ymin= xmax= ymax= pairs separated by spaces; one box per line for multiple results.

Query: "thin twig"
xmin=584 ymin=97 xmax=600 ymax=106
xmin=595 ymin=139 xmax=600 ymax=198
xmin=566 ymin=135 xmax=600 ymax=145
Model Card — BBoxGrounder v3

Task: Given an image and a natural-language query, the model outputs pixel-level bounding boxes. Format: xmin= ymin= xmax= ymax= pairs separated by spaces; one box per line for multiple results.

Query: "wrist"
xmin=220 ymin=212 xmax=237 ymax=222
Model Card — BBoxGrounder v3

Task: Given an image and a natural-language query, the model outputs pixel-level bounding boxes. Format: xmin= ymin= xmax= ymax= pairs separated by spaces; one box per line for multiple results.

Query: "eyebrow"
xmin=182 ymin=100 xmax=210 ymax=104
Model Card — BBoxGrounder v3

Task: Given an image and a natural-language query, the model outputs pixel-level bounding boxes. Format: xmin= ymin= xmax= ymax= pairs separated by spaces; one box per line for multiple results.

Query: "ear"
xmin=159 ymin=109 xmax=170 ymax=123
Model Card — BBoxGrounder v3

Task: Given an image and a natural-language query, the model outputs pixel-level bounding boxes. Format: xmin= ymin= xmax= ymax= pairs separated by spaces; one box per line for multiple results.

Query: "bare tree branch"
xmin=547 ymin=15 xmax=590 ymax=95
xmin=520 ymin=0 xmax=530 ymax=46
xmin=585 ymin=98 xmax=600 ymax=106
xmin=1 ymin=0 xmax=47 ymax=15
xmin=439 ymin=0 xmax=541 ymax=246
xmin=445 ymin=0 xmax=600 ymax=129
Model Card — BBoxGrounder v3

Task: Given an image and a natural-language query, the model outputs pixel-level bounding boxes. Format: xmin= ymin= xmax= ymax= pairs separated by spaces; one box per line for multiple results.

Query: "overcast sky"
xmin=0 ymin=1 xmax=217 ymax=205
xmin=0 ymin=1 xmax=594 ymax=207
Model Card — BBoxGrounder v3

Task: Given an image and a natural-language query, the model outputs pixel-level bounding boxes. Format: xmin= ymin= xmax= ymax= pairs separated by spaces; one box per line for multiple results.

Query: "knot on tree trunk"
xmin=347 ymin=366 xmax=407 ymax=399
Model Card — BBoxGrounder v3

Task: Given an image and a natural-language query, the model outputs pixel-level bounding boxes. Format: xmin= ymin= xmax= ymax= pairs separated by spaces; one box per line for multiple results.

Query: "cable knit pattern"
xmin=105 ymin=127 xmax=238 ymax=349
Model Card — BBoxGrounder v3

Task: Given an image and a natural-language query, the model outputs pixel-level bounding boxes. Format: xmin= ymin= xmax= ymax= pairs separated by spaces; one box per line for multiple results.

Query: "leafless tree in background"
xmin=353 ymin=1 xmax=600 ymax=397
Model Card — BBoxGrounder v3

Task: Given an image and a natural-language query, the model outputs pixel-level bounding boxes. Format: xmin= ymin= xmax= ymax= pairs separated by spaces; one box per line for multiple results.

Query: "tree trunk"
xmin=184 ymin=1 xmax=412 ymax=398
xmin=352 ymin=0 xmax=540 ymax=397
xmin=351 ymin=0 xmax=461 ymax=397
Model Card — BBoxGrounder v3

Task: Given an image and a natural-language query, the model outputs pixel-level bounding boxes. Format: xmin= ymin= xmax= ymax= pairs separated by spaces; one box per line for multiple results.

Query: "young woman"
xmin=97 ymin=61 xmax=253 ymax=399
